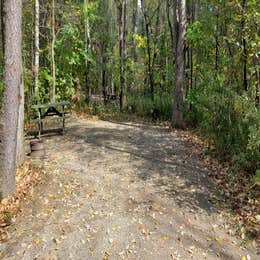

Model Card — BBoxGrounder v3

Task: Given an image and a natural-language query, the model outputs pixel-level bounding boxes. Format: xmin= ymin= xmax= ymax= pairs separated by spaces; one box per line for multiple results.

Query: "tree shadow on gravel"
xmin=62 ymin=120 xmax=217 ymax=215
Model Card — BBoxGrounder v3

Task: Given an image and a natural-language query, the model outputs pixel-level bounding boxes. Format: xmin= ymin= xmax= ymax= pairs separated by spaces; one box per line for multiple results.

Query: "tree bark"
xmin=131 ymin=0 xmax=138 ymax=61
xmin=0 ymin=0 xmax=3 ymax=57
xmin=116 ymin=0 xmax=125 ymax=110
xmin=16 ymin=77 xmax=24 ymax=167
xmin=122 ymin=0 xmax=127 ymax=95
xmin=34 ymin=0 xmax=40 ymax=97
xmin=84 ymin=0 xmax=91 ymax=100
xmin=141 ymin=1 xmax=161 ymax=101
xmin=166 ymin=0 xmax=174 ymax=55
xmin=241 ymin=0 xmax=248 ymax=91
xmin=0 ymin=0 xmax=23 ymax=198
xmin=51 ymin=0 xmax=56 ymax=102
xmin=172 ymin=0 xmax=186 ymax=129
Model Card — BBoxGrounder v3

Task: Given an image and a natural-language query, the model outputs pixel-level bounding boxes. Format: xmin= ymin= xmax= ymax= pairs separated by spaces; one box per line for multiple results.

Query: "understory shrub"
xmin=126 ymin=94 xmax=172 ymax=120
xmin=186 ymin=84 xmax=260 ymax=174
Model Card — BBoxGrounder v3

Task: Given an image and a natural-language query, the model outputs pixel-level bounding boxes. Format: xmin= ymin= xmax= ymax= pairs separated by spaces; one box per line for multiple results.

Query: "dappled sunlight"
xmin=1 ymin=118 xmax=257 ymax=259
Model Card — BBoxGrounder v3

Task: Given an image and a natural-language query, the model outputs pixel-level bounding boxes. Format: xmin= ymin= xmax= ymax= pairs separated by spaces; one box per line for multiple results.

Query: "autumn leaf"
xmin=215 ymin=237 xmax=222 ymax=245
xmin=35 ymin=238 xmax=41 ymax=245
xmin=162 ymin=235 xmax=169 ymax=241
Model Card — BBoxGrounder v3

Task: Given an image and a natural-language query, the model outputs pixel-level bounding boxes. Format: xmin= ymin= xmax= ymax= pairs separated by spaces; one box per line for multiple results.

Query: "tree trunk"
xmin=241 ymin=0 xmax=247 ymax=91
xmin=141 ymin=1 xmax=152 ymax=100
xmin=34 ymin=0 xmax=40 ymax=97
xmin=51 ymin=0 xmax=56 ymax=102
xmin=0 ymin=0 xmax=3 ymax=55
xmin=84 ymin=0 xmax=91 ymax=100
xmin=101 ymin=44 xmax=107 ymax=103
xmin=116 ymin=0 xmax=125 ymax=110
xmin=122 ymin=0 xmax=127 ymax=96
xmin=215 ymin=8 xmax=219 ymax=71
xmin=166 ymin=0 xmax=174 ymax=55
xmin=16 ymin=75 xmax=24 ymax=166
xmin=172 ymin=0 xmax=186 ymax=129
xmin=0 ymin=0 xmax=23 ymax=198
xmin=131 ymin=0 xmax=138 ymax=61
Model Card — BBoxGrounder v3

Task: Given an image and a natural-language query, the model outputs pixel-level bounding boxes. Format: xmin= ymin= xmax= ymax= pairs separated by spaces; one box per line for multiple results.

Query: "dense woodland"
xmin=0 ymin=0 xmax=259 ymax=224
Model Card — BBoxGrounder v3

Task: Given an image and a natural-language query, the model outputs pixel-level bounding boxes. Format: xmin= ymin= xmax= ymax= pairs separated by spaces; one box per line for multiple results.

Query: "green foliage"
xmin=133 ymin=34 xmax=147 ymax=49
xmin=186 ymin=83 xmax=260 ymax=173
xmin=80 ymin=100 xmax=118 ymax=115
xmin=55 ymin=23 xmax=94 ymax=101
xmin=37 ymin=68 xmax=53 ymax=103
xmin=253 ymin=169 xmax=260 ymax=186
xmin=83 ymin=0 xmax=99 ymax=21
xmin=186 ymin=21 xmax=205 ymax=47
xmin=4 ymin=211 xmax=12 ymax=220
xmin=126 ymin=94 xmax=172 ymax=121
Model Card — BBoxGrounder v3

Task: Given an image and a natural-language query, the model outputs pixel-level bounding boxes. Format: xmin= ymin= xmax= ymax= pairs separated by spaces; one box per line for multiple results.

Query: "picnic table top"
xmin=32 ymin=101 xmax=70 ymax=110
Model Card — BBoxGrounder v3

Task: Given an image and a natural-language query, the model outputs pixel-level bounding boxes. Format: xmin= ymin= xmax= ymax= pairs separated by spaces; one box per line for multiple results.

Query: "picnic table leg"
xmin=38 ymin=122 xmax=42 ymax=139
xmin=38 ymin=109 xmax=42 ymax=139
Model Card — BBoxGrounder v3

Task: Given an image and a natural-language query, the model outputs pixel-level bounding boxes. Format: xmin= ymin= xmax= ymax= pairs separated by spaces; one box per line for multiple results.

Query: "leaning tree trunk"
xmin=0 ymin=0 xmax=23 ymax=198
xmin=172 ymin=0 xmax=186 ymax=129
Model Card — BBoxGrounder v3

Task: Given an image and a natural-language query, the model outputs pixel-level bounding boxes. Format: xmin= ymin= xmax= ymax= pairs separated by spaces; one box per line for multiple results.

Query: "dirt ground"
xmin=0 ymin=117 xmax=258 ymax=259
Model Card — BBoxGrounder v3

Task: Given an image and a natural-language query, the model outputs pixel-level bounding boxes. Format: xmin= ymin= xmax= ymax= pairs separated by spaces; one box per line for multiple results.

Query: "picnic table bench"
xmin=31 ymin=101 xmax=70 ymax=139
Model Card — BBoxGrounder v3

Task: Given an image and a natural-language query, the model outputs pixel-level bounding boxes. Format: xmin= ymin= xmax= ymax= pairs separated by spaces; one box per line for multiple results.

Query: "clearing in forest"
xmin=0 ymin=117 xmax=258 ymax=259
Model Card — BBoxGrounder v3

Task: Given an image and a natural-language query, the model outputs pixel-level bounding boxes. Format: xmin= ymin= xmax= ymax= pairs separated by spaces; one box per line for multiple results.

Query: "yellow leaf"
xmin=216 ymin=237 xmax=222 ymax=244
xmin=18 ymin=231 xmax=24 ymax=237
xmin=35 ymin=238 xmax=41 ymax=245
xmin=207 ymin=237 xmax=212 ymax=241
xmin=162 ymin=235 xmax=169 ymax=241
xmin=48 ymin=193 xmax=55 ymax=198
xmin=241 ymin=257 xmax=246 ymax=260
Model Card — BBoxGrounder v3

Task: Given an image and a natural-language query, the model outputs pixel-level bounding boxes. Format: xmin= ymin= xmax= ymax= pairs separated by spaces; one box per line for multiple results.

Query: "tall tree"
xmin=83 ymin=0 xmax=91 ymax=98
xmin=241 ymin=0 xmax=248 ymax=91
xmin=115 ymin=0 xmax=125 ymax=110
xmin=34 ymin=0 xmax=40 ymax=97
xmin=0 ymin=0 xmax=23 ymax=197
xmin=51 ymin=0 xmax=56 ymax=102
xmin=140 ymin=0 xmax=161 ymax=101
xmin=172 ymin=0 xmax=186 ymax=128
xmin=131 ymin=0 xmax=138 ymax=61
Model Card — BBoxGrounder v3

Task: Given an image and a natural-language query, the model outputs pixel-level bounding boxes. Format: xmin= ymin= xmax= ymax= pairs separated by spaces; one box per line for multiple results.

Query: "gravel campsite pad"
xmin=0 ymin=117 xmax=258 ymax=259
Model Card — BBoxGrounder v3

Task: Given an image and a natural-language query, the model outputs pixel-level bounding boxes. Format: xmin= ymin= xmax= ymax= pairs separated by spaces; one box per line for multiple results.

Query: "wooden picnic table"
xmin=31 ymin=101 xmax=70 ymax=139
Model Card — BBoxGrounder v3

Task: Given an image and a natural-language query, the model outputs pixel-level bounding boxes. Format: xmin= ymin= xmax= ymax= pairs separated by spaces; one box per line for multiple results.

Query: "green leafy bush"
xmin=126 ymin=94 xmax=172 ymax=120
xmin=186 ymin=83 xmax=260 ymax=174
